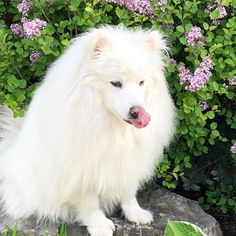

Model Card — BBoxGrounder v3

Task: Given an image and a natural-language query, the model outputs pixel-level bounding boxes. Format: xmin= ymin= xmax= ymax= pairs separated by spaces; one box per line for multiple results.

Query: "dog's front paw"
xmin=125 ymin=208 xmax=153 ymax=225
xmin=87 ymin=218 xmax=115 ymax=236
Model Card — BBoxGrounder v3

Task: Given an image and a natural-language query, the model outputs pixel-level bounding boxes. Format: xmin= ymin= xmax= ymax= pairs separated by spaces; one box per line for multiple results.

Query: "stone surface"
xmin=0 ymin=185 xmax=222 ymax=236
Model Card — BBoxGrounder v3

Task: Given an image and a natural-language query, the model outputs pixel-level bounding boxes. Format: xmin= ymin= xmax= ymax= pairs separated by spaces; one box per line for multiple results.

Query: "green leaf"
xmin=218 ymin=87 xmax=227 ymax=94
xmin=17 ymin=94 xmax=26 ymax=102
xmin=209 ymin=25 xmax=217 ymax=31
xmin=210 ymin=122 xmax=217 ymax=130
xmin=164 ymin=220 xmax=206 ymax=236
xmin=211 ymin=130 xmax=220 ymax=138
xmin=179 ymin=37 xmax=187 ymax=45
xmin=180 ymin=125 xmax=188 ymax=135
xmin=115 ymin=7 xmax=128 ymax=19
xmin=19 ymin=80 xmax=27 ymax=89
xmin=69 ymin=0 xmax=82 ymax=11
xmin=61 ymin=39 xmax=70 ymax=46
xmin=206 ymin=111 xmax=215 ymax=119
xmin=172 ymin=172 xmax=178 ymax=180
xmin=173 ymin=165 xmax=180 ymax=172
xmin=209 ymin=139 xmax=215 ymax=145
xmin=187 ymin=139 xmax=194 ymax=148
xmin=203 ymin=22 xmax=209 ymax=31
xmin=186 ymin=23 xmax=193 ymax=32
xmin=189 ymin=97 xmax=197 ymax=106
xmin=176 ymin=25 xmax=184 ymax=33
xmin=226 ymin=91 xmax=234 ymax=99
xmin=210 ymin=9 xmax=220 ymax=20
xmin=212 ymin=82 xmax=219 ymax=91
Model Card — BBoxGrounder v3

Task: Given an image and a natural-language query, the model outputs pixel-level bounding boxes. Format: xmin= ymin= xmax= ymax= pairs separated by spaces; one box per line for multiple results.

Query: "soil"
xmin=209 ymin=209 xmax=236 ymax=236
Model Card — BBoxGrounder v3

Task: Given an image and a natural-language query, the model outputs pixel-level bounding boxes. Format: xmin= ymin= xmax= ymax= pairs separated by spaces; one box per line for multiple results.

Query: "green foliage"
xmin=1 ymin=224 xmax=17 ymax=236
xmin=164 ymin=220 xmax=206 ymax=236
xmin=0 ymin=0 xmax=235 ymax=215
xmin=1 ymin=222 xmax=68 ymax=236
xmin=198 ymin=184 xmax=236 ymax=214
xmin=58 ymin=223 xmax=68 ymax=236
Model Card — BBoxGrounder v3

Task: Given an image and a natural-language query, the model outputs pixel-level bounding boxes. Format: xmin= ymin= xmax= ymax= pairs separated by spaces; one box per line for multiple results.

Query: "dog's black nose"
xmin=129 ymin=106 xmax=140 ymax=119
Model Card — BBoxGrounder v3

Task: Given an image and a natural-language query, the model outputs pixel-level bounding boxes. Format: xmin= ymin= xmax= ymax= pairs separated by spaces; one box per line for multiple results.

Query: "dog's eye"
xmin=110 ymin=81 xmax=122 ymax=88
xmin=139 ymin=80 xmax=144 ymax=86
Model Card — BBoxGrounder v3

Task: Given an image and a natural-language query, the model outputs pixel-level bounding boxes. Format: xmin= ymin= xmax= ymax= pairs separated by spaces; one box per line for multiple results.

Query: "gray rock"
xmin=0 ymin=185 xmax=222 ymax=236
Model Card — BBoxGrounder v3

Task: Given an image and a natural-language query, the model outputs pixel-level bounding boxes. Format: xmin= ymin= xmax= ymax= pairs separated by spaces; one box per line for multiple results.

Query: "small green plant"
xmin=1 ymin=225 xmax=17 ymax=236
xmin=58 ymin=223 xmax=68 ymax=236
xmin=164 ymin=220 xmax=206 ymax=236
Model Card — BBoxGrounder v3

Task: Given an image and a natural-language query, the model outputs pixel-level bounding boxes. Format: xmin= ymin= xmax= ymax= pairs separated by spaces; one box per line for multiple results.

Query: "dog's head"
xmin=80 ymin=26 xmax=167 ymax=129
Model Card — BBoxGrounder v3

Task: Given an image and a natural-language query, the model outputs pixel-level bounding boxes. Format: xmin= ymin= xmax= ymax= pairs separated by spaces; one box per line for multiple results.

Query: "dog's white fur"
xmin=0 ymin=26 xmax=175 ymax=236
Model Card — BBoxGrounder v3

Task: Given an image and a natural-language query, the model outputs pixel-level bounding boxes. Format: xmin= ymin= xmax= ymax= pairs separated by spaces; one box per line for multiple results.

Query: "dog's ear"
xmin=93 ymin=33 xmax=110 ymax=56
xmin=144 ymin=31 xmax=168 ymax=54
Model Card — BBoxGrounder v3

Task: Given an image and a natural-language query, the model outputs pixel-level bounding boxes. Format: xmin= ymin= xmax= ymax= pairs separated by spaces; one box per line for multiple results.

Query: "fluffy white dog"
xmin=0 ymin=26 xmax=175 ymax=236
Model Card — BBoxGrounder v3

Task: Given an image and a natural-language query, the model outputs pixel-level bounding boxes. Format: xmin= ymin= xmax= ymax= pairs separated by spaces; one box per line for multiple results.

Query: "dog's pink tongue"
xmin=130 ymin=109 xmax=150 ymax=128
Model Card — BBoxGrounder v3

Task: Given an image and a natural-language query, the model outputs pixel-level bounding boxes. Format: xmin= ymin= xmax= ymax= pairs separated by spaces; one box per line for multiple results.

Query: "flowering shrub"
xmin=185 ymin=26 xmax=204 ymax=46
xmin=0 ymin=0 xmax=235 ymax=214
xmin=178 ymin=56 xmax=213 ymax=92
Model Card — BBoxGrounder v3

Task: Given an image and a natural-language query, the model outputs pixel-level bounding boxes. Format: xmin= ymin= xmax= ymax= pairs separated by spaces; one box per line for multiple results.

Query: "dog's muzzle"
xmin=125 ymin=106 xmax=151 ymax=128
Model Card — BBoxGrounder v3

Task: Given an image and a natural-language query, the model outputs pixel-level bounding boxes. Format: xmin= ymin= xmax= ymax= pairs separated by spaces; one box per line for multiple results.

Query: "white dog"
xmin=0 ymin=26 xmax=175 ymax=236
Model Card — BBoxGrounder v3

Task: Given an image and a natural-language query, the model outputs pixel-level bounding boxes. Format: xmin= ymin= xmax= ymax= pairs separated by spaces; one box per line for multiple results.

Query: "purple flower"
xmin=170 ymin=58 xmax=177 ymax=66
xmin=10 ymin=23 xmax=23 ymax=37
xmin=185 ymin=26 xmax=204 ymax=46
xmin=29 ymin=51 xmax=40 ymax=63
xmin=212 ymin=19 xmax=221 ymax=25
xmin=228 ymin=76 xmax=236 ymax=86
xmin=223 ymin=83 xmax=228 ymax=89
xmin=178 ymin=66 xmax=191 ymax=86
xmin=22 ymin=17 xmax=47 ymax=40
xmin=218 ymin=5 xmax=227 ymax=18
xmin=230 ymin=143 xmax=236 ymax=154
xmin=157 ymin=0 xmax=167 ymax=6
xmin=223 ymin=76 xmax=236 ymax=88
xmin=168 ymin=24 xmax=175 ymax=30
xmin=17 ymin=0 xmax=33 ymax=16
xmin=199 ymin=101 xmax=209 ymax=111
xmin=208 ymin=3 xmax=227 ymax=25
xmin=178 ymin=56 xmax=213 ymax=92
xmin=107 ymin=0 xmax=166 ymax=16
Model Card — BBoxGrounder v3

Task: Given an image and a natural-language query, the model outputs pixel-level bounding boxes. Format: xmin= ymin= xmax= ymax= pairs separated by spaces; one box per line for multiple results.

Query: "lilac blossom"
xmin=223 ymin=82 xmax=228 ymax=89
xmin=168 ymin=24 xmax=175 ymax=30
xmin=185 ymin=26 xmax=204 ymax=46
xmin=157 ymin=0 xmax=167 ymax=6
xmin=17 ymin=0 xmax=33 ymax=16
xmin=178 ymin=66 xmax=191 ymax=86
xmin=207 ymin=2 xmax=227 ymax=25
xmin=223 ymin=76 xmax=236 ymax=88
xmin=29 ymin=51 xmax=40 ymax=63
xmin=230 ymin=143 xmax=236 ymax=154
xmin=178 ymin=56 xmax=213 ymax=92
xmin=170 ymin=58 xmax=177 ymax=66
xmin=229 ymin=76 xmax=236 ymax=86
xmin=107 ymin=0 xmax=167 ymax=16
xmin=10 ymin=23 xmax=23 ymax=37
xmin=218 ymin=5 xmax=227 ymax=18
xmin=199 ymin=100 xmax=209 ymax=111
xmin=108 ymin=0 xmax=152 ymax=15
xmin=22 ymin=17 xmax=47 ymax=40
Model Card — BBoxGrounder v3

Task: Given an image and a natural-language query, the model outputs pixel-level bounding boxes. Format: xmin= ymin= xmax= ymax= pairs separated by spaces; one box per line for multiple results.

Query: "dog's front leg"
xmin=121 ymin=196 xmax=153 ymax=225
xmin=77 ymin=194 xmax=115 ymax=236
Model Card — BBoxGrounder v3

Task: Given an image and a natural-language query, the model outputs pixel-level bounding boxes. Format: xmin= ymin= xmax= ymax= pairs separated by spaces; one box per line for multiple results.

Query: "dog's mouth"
xmin=124 ymin=119 xmax=132 ymax=124
xmin=124 ymin=108 xmax=151 ymax=129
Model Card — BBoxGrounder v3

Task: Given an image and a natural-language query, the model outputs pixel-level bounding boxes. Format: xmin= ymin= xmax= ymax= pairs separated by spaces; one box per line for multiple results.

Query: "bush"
xmin=0 ymin=0 xmax=235 ymax=214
